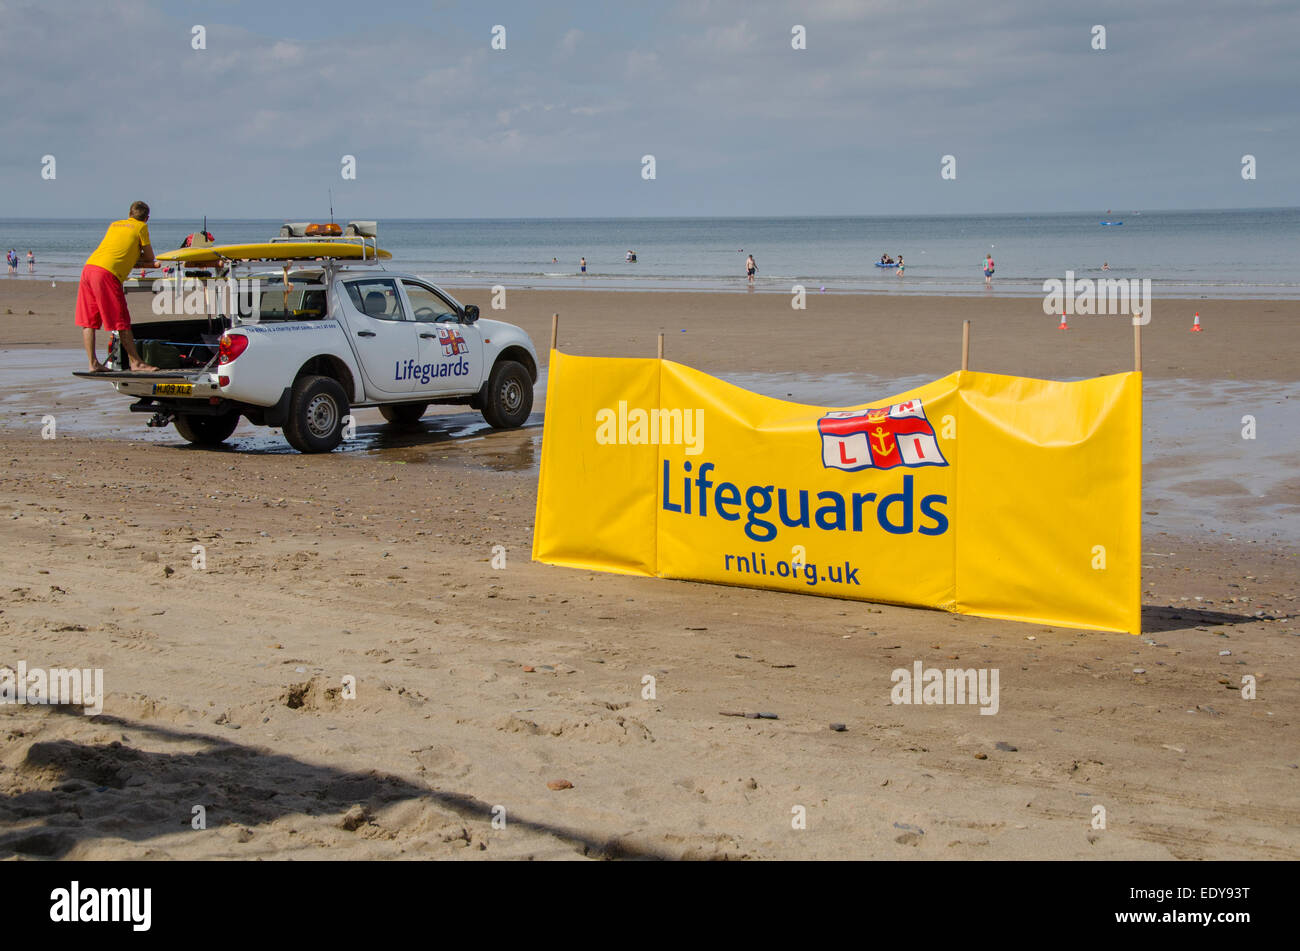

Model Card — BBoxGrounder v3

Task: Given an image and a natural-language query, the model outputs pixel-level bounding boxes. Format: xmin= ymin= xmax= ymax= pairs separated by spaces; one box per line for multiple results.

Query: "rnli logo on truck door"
xmin=438 ymin=327 xmax=468 ymax=356
xmin=818 ymin=399 xmax=947 ymax=471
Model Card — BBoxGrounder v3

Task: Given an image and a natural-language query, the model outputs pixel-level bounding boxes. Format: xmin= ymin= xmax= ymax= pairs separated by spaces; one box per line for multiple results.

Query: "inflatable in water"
xmin=875 ymin=261 xmax=900 ymax=267
xmin=1100 ymin=221 xmax=1124 ymax=226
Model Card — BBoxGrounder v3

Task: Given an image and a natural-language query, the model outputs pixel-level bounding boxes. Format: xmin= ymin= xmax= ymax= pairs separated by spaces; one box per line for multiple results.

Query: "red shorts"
xmin=74 ymin=264 xmax=132 ymax=331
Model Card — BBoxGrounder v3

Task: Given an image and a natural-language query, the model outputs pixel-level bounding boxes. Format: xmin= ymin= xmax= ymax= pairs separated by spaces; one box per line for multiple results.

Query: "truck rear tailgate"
xmin=72 ymin=369 xmax=219 ymax=399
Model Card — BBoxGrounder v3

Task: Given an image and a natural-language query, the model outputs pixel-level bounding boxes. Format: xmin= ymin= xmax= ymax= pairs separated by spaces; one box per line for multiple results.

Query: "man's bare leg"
xmin=83 ymin=328 xmax=106 ymax=372
xmin=119 ymin=328 xmax=157 ymax=372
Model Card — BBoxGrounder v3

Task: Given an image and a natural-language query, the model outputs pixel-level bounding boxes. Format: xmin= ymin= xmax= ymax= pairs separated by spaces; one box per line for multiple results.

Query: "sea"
xmin=2 ymin=208 xmax=1296 ymax=299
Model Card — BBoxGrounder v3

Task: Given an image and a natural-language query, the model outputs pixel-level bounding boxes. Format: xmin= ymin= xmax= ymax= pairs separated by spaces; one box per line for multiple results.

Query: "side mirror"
xmin=462 ymin=304 xmax=480 ymax=323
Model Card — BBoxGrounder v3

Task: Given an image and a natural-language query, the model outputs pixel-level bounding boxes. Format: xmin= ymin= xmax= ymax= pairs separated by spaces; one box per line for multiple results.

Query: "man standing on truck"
xmin=76 ymin=200 xmax=158 ymax=372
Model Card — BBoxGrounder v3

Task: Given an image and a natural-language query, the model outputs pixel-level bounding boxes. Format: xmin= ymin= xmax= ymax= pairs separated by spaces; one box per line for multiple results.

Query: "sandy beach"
xmin=1 ymin=280 xmax=1296 ymax=860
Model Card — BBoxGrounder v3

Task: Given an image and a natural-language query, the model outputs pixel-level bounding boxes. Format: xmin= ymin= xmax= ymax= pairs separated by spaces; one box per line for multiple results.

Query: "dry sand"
xmin=0 ymin=280 xmax=1296 ymax=860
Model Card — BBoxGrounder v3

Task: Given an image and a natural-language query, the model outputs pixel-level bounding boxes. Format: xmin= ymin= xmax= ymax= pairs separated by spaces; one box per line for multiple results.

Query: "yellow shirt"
xmin=85 ymin=219 xmax=151 ymax=283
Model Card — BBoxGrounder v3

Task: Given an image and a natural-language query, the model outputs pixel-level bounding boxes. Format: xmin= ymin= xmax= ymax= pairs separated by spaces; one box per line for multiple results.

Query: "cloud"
xmin=0 ymin=0 xmax=1295 ymax=217
xmin=625 ymin=50 xmax=660 ymax=81
xmin=558 ymin=28 xmax=583 ymax=57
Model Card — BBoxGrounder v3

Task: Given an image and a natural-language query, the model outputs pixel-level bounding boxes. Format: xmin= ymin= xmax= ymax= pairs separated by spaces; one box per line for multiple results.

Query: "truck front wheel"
xmin=175 ymin=409 xmax=240 ymax=446
xmin=481 ymin=360 xmax=533 ymax=430
xmin=283 ymin=375 xmax=349 ymax=453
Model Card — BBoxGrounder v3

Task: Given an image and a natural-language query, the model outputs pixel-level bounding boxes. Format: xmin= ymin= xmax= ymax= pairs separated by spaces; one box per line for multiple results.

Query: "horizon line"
xmin=3 ymin=205 xmax=1298 ymax=223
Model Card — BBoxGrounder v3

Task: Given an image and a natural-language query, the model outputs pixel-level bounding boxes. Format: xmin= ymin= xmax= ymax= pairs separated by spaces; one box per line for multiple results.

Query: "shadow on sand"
xmin=0 ymin=709 xmax=667 ymax=861
xmin=1140 ymin=603 xmax=1273 ymax=634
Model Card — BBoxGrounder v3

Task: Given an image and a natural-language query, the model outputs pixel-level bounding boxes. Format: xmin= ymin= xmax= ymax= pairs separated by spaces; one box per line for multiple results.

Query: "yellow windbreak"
xmin=534 ymin=352 xmax=1141 ymax=634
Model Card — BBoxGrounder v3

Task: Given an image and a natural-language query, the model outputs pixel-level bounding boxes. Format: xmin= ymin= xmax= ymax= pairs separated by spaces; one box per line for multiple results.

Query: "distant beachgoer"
xmin=983 ymin=254 xmax=995 ymax=283
xmin=27 ymin=250 xmax=35 ymax=273
xmin=6 ymin=249 xmax=16 ymax=274
xmin=746 ymin=254 xmax=756 ymax=283
xmin=580 ymin=256 xmax=586 ymax=274
xmin=75 ymin=200 xmax=159 ymax=372
xmin=1102 ymin=261 xmax=1110 ymax=271
xmin=552 ymin=257 xmax=557 ymax=263
xmin=896 ymin=255 xmax=904 ymax=275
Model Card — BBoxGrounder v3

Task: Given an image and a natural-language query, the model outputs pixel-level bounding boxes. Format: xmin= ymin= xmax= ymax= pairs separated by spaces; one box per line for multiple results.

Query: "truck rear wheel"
xmin=379 ymin=402 xmax=428 ymax=424
xmin=283 ymin=375 xmax=349 ymax=453
xmin=481 ymin=360 xmax=533 ymax=430
xmin=175 ymin=409 xmax=240 ymax=446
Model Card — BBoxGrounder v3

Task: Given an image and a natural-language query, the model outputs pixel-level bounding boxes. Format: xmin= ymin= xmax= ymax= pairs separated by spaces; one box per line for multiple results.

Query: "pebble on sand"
xmin=830 ymin=723 xmax=847 ymax=732
xmin=339 ymin=804 xmax=370 ymax=831
xmin=547 ymin=779 xmax=574 ymax=791
xmin=995 ymin=741 xmax=1018 ymax=752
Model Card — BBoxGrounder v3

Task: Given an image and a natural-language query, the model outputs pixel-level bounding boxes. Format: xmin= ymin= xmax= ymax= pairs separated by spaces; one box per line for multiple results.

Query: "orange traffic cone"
xmin=1058 ymin=311 xmax=1069 ymax=330
xmin=1190 ymin=311 xmax=1203 ymax=332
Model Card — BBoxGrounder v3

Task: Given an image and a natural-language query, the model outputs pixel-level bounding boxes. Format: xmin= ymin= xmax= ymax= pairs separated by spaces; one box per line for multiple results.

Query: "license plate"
xmin=152 ymin=382 xmax=193 ymax=396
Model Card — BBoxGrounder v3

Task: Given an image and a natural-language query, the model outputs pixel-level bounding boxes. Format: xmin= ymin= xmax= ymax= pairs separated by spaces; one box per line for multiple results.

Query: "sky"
xmin=1 ymin=0 xmax=1296 ymax=219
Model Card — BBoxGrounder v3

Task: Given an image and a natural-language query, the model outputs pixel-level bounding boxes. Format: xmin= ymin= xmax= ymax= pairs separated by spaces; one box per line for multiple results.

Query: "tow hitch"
xmin=146 ymin=411 xmax=175 ymax=428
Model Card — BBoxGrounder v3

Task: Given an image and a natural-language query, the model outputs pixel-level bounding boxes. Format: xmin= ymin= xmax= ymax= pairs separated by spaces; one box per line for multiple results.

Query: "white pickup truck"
xmin=76 ymin=241 xmax=538 ymax=453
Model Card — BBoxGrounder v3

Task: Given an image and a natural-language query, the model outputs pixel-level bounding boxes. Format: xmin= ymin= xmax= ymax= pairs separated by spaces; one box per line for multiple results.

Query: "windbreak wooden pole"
xmin=550 ymin=313 xmax=559 ymax=352
xmin=657 ymin=333 xmax=664 ymax=359
xmin=1134 ymin=321 xmax=1142 ymax=372
xmin=961 ymin=320 xmax=970 ymax=371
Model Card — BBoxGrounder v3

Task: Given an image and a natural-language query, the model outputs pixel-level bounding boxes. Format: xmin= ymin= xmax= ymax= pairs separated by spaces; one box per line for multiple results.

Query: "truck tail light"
xmin=218 ymin=333 xmax=248 ymax=365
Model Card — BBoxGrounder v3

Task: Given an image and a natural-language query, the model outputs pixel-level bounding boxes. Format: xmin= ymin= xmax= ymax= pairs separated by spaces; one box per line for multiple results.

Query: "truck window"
xmin=251 ymin=284 xmax=326 ymax=321
xmin=344 ymin=279 xmax=407 ymax=321
xmin=402 ymin=281 xmax=459 ymax=322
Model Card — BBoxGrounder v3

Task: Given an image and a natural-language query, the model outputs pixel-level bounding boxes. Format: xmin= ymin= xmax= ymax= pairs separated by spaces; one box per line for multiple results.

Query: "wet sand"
xmin=0 ymin=281 xmax=1296 ymax=860
xmin=5 ymin=280 xmax=1298 ymax=382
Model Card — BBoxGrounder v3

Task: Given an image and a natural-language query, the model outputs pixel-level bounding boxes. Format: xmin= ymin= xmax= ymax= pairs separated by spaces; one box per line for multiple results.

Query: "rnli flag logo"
xmin=818 ymin=399 xmax=948 ymax=471
xmin=438 ymin=327 xmax=468 ymax=356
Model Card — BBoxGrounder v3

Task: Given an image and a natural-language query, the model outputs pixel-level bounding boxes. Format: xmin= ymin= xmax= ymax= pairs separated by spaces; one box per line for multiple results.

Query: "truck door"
xmin=337 ymin=277 xmax=419 ymax=396
xmin=401 ymin=280 xmax=484 ymax=395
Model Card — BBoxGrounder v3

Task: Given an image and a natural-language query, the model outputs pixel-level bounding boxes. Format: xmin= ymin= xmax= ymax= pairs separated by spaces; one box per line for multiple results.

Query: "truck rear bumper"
xmin=128 ymin=397 xmax=233 ymax=417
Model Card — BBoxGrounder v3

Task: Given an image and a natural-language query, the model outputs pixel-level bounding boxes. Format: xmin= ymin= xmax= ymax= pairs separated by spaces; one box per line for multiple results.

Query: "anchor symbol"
xmin=870 ymin=425 xmax=894 ymax=457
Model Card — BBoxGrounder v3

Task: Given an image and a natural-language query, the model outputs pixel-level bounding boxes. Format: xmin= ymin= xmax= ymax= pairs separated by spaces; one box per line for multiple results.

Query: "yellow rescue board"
xmin=157 ymin=242 xmax=392 ymax=264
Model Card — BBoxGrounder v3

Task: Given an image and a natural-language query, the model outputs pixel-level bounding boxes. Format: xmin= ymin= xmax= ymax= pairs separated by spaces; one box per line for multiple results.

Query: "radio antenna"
xmin=329 ymin=188 xmax=334 ymax=225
